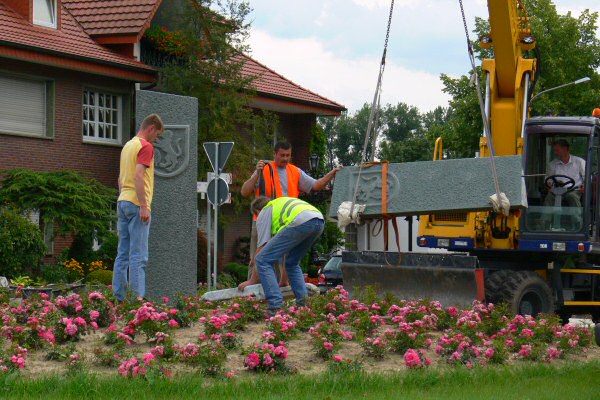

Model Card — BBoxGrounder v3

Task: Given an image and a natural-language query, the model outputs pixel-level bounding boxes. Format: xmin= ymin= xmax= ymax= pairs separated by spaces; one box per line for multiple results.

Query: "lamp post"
xmin=529 ymin=77 xmax=591 ymax=105
xmin=309 ymin=154 xmax=319 ymax=175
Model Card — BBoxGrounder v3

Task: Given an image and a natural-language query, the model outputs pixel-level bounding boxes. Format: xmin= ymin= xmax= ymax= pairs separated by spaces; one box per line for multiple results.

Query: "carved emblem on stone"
xmin=351 ymin=168 xmax=400 ymax=207
xmin=154 ymin=125 xmax=190 ymax=178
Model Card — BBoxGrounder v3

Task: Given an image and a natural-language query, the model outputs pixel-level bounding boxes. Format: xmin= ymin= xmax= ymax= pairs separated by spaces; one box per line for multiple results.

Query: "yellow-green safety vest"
xmin=265 ymin=197 xmax=321 ymax=235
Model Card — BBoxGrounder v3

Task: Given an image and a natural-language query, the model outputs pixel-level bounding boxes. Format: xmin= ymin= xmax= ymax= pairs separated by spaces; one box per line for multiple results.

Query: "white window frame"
xmin=33 ymin=0 xmax=58 ymax=29
xmin=82 ymin=89 xmax=124 ymax=145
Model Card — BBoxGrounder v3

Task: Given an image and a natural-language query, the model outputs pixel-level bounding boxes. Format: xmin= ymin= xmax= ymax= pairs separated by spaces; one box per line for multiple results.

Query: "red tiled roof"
xmin=62 ymin=0 xmax=161 ymax=37
xmin=0 ymin=2 xmax=155 ymax=77
xmin=238 ymin=53 xmax=346 ymax=112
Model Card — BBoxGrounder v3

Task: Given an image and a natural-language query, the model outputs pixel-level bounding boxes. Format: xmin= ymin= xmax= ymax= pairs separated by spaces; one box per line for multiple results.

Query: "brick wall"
xmin=0 ymin=59 xmax=134 ymax=256
xmin=278 ymin=113 xmax=315 ymax=172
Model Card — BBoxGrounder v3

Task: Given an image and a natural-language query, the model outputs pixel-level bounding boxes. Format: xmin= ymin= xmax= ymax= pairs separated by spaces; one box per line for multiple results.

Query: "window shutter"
xmin=0 ymin=75 xmax=46 ymax=136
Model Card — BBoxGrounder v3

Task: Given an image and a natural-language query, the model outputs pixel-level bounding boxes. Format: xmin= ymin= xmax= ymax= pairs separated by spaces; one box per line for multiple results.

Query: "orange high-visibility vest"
xmin=255 ymin=162 xmax=301 ymax=199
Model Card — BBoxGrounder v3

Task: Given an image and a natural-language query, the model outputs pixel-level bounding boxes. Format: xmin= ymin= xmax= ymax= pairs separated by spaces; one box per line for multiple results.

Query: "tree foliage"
xmin=154 ymin=0 xmax=278 ymax=194
xmin=0 ymin=169 xmax=116 ymax=240
xmin=443 ymin=0 xmax=600 ymax=157
xmin=0 ymin=207 xmax=46 ymax=277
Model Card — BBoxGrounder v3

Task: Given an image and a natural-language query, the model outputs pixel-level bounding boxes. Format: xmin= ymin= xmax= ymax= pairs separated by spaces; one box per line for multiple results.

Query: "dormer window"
xmin=33 ymin=0 xmax=57 ymax=28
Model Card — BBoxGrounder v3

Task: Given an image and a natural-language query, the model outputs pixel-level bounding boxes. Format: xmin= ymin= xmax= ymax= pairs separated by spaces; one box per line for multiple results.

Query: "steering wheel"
xmin=545 ymin=174 xmax=576 ymax=192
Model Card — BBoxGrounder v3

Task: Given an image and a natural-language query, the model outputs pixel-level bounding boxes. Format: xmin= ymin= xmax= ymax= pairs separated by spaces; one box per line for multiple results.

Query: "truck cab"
xmin=521 ymin=116 xmax=600 ymax=253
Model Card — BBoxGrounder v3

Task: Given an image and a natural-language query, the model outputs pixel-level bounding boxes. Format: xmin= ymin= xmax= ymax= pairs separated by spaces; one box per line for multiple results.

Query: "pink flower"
xmin=245 ymin=352 xmax=260 ymax=369
xmin=323 ymin=341 xmax=334 ymax=351
xmin=64 ymin=324 xmax=78 ymax=336
xmin=169 ymin=309 xmax=178 ymax=315
xmin=168 ymin=319 xmax=179 ymax=328
xmin=546 ymin=346 xmax=561 ymax=361
xmin=404 ymin=349 xmax=421 ymax=368
xmin=162 ymin=297 xmax=170 ymax=304
xmin=333 ymin=355 xmax=343 ymax=362
xmin=90 ymin=322 xmax=99 ymax=330
xmin=90 ymin=311 xmax=100 ymax=321
xmin=263 ymin=353 xmax=274 ymax=366
xmin=274 ymin=345 xmax=289 ymax=359
xmin=142 ymin=353 xmax=155 ymax=366
xmin=225 ymin=370 xmax=236 ymax=378
xmin=484 ymin=348 xmax=495 ymax=359
xmin=73 ymin=317 xmax=86 ymax=326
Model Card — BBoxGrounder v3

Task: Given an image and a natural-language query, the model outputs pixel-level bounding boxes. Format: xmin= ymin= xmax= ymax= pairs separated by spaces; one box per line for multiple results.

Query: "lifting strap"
xmin=457 ymin=0 xmax=510 ymax=216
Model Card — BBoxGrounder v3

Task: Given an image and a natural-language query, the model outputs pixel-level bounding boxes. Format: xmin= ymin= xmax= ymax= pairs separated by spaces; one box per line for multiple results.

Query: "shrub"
xmin=224 ymin=263 xmax=249 ymax=284
xmin=0 ymin=207 xmax=46 ymax=277
xmin=41 ymin=262 xmax=72 ymax=284
xmin=87 ymin=270 xmax=113 ymax=285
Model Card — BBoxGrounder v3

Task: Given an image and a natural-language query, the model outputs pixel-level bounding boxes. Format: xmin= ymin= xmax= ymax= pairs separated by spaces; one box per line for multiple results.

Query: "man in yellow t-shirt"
xmin=113 ymin=114 xmax=164 ymax=301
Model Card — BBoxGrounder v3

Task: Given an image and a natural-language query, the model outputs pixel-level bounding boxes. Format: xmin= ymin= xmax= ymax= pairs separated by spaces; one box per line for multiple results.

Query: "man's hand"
xmin=256 ymin=160 xmax=265 ymax=171
xmin=140 ymin=205 xmax=150 ymax=224
xmin=331 ymin=165 xmax=343 ymax=176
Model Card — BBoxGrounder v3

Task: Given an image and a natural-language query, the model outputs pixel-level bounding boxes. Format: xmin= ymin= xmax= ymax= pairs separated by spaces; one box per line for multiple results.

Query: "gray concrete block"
xmin=329 ymin=156 xmax=527 ymax=218
xmin=136 ymin=90 xmax=198 ymax=300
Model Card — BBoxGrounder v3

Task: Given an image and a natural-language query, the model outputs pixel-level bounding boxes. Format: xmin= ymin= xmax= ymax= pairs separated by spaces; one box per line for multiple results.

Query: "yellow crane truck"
xmin=337 ymin=0 xmax=600 ymax=338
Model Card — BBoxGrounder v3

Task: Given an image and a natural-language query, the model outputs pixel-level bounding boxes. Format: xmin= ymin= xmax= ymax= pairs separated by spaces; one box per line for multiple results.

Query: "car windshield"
xmin=323 ymin=257 xmax=342 ymax=272
xmin=524 ymin=133 xmax=591 ymax=233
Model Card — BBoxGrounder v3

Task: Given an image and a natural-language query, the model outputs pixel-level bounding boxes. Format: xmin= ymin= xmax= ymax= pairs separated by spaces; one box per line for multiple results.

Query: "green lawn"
xmin=2 ymin=361 xmax=599 ymax=400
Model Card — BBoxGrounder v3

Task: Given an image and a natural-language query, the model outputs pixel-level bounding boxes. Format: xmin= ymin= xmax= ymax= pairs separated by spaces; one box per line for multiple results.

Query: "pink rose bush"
xmin=244 ymin=343 xmax=289 ymax=373
xmin=404 ymin=348 xmax=431 ymax=369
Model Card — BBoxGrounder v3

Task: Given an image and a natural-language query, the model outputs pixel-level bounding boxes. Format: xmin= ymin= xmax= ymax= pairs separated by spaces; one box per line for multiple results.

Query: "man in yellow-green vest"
xmin=251 ymin=196 xmax=324 ymax=316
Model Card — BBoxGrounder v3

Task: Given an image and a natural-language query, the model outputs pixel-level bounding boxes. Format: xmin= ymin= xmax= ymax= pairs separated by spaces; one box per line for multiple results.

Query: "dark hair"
xmin=274 ymin=141 xmax=292 ymax=152
xmin=250 ymin=196 xmax=270 ymax=215
xmin=553 ymin=139 xmax=570 ymax=149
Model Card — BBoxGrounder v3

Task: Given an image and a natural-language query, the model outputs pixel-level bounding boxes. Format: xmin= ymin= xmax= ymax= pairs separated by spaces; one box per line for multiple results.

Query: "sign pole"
xmin=206 ymin=197 xmax=212 ymax=290
xmin=213 ymin=143 xmax=219 ymax=289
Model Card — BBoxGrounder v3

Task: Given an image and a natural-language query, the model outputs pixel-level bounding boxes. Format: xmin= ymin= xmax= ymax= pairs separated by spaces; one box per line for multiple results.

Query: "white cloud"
xmin=352 ymin=0 xmax=421 ymax=10
xmin=248 ymin=29 xmax=449 ymax=112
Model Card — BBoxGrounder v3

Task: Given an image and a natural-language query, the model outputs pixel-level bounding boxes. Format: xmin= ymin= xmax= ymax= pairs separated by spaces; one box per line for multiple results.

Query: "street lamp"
xmin=309 ymin=154 xmax=319 ymax=174
xmin=529 ymin=77 xmax=591 ymax=105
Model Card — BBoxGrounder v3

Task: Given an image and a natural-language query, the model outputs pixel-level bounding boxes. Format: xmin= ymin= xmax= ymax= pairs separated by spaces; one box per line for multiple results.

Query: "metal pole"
xmin=521 ymin=73 xmax=530 ymax=138
xmin=206 ymin=194 xmax=212 ymax=290
xmin=213 ymin=144 xmax=219 ymax=289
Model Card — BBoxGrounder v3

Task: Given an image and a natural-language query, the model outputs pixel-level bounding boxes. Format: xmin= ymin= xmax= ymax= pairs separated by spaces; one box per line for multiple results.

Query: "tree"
xmin=325 ymin=104 xmax=377 ymax=166
xmin=0 ymin=169 xmax=116 ymax=240
xmin=152 ymin=0 xmax=278 ymax=198
xmin=443 ymin=0 xmax=600 ymax=158
xmin=475 ymin=0 xmax=600 ymax=116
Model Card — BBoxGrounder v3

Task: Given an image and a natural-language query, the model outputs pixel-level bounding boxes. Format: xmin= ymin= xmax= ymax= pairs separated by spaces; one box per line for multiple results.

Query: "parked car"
xmin=318 ymin=255 xmax=343 ymax=293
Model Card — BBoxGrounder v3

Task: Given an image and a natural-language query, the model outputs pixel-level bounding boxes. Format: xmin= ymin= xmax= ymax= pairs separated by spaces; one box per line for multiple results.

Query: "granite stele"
xmin=329 ymin=155 xmax=528 ymax=219
xmin=136 ymin=90 xmax=198 ymax=299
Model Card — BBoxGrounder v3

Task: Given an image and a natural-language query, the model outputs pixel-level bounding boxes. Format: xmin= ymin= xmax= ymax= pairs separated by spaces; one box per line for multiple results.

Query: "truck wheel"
xmin=595 ymin=324 xmax=600 ymax=347
xmin=485 ymin=270 xmax=554 ymax=316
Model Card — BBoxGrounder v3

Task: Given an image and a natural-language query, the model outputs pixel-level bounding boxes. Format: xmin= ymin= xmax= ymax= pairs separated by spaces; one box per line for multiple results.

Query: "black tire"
xmin=595 ymin=324 xmax=600 ymax=347
xmin=591 ymin=310 xmax=600 ymax=324
xmin=485 ymin=270 xmax=554 ymax=316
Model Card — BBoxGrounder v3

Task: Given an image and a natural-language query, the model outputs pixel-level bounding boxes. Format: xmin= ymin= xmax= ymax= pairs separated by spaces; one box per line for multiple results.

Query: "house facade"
xmin=0 ymin=0 xmax=346 ymax=268
xmin=0 ymin=0 xmax=160 ymax=254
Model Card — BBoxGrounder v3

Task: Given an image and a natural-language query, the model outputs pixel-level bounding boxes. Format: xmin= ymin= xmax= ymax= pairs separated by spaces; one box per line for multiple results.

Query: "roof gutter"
xmin=0 ymin=39 xmax=157 ymax=76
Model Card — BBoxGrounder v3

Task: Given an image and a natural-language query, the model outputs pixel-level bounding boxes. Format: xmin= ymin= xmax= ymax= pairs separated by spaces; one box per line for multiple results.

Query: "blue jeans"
xmin=112 ymin=201 xmax=151 ymax=301
xmin=255 ymin=218 xmax=324 ymax=312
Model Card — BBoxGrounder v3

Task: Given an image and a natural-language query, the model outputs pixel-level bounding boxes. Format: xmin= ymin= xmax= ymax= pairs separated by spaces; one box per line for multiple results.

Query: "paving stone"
xmin=329 ymin=156 xmax=527 ymax=218
xmin=200 ymin=283 xmax=319 ymax=302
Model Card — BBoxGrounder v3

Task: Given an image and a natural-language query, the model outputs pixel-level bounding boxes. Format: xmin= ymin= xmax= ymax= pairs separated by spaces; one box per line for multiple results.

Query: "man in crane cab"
xmin=544 ymin=139 xmax=585 ymax=209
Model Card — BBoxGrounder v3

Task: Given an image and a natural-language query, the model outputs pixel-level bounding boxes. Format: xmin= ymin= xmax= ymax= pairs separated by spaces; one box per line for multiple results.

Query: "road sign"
xmin=203 ymin=142 xmax=234 ymax=173
xmin=207 ymin=172 xmax=232 ymax=184
xmin=207 ymin=177 xmax=229 ymax=206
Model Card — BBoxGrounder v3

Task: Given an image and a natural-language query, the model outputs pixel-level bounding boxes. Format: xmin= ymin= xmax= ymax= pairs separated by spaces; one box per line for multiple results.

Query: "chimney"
xmin=4 ymin=0 xmax=33 ymax=22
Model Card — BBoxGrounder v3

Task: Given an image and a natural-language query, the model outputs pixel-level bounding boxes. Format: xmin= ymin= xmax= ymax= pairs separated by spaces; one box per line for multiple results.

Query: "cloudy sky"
xmin=247 ymin=0 xmax=599 ymax=113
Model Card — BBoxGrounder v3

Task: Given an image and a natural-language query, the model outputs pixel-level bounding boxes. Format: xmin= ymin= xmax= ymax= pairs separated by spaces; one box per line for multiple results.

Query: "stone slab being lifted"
xmin=328 ymin=155 xmax=527 ymax=219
